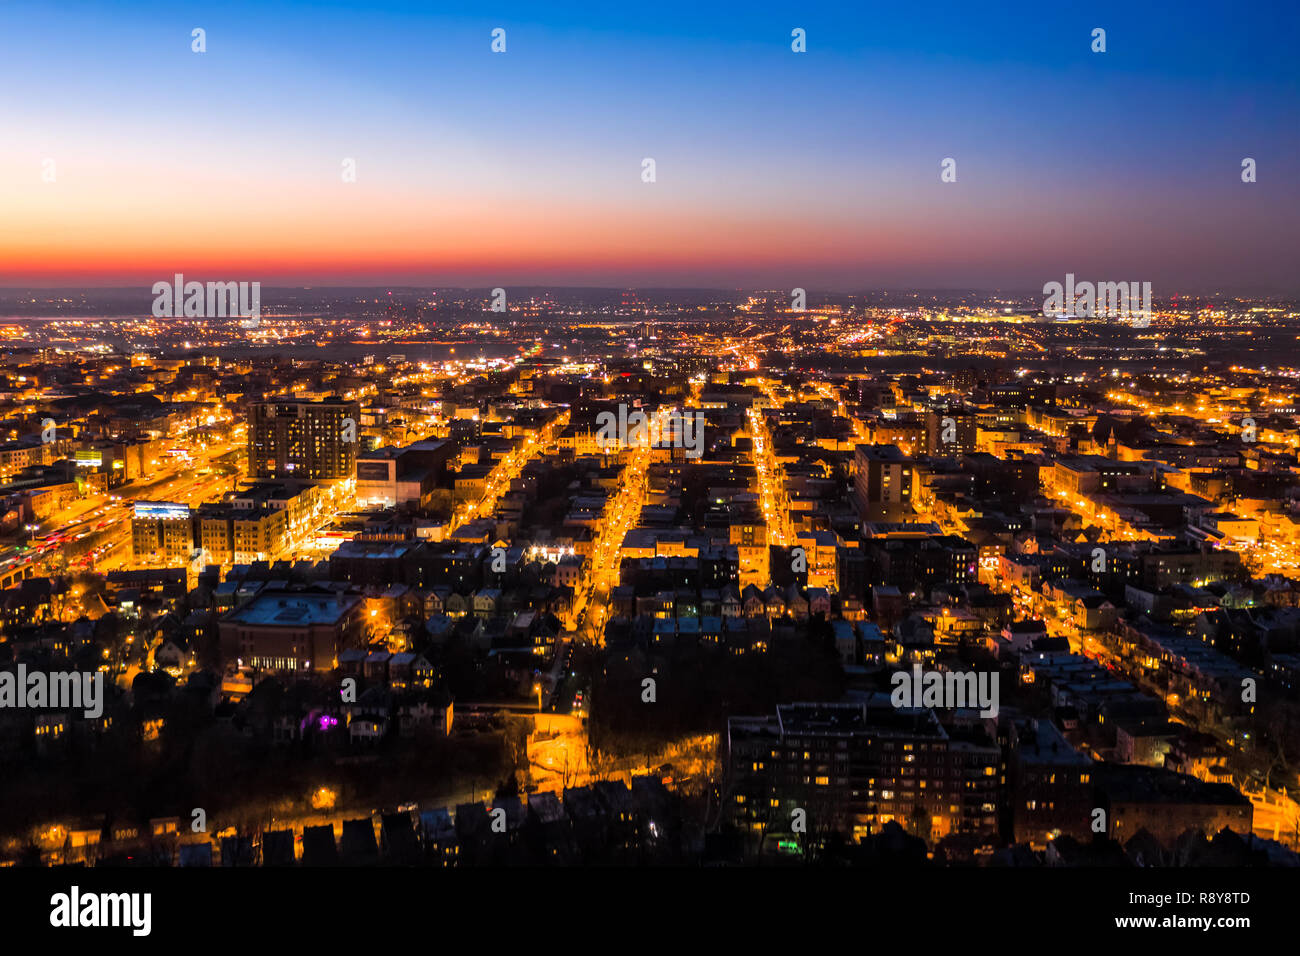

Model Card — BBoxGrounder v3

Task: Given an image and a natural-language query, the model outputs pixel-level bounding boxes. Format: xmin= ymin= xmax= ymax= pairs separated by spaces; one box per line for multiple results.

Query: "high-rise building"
xmin=854 ymin=444 xmax=913 ymax=523
xmin=726 ymin=700 xmax=999 ymax=844
xmin=1010 ymin=718 xmax=1095 ymax=848
xmin=195 ymin=502 xmax=289 ymax=566
xmin=730 ymin=509 xmax=769 ymax=588
xmin=131 ymin=501 xmax=194 ymax=567
xmin=924 ymin=408 xmax=978 ymax=455
xmin=248 ymin=397 xmax=360 ymax=480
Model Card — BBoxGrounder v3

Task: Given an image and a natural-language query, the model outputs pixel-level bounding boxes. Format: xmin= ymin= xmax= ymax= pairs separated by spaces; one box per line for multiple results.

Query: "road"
xmin=0 ymin=437 xmax=242 ymax=582
xmin=568 ymin=407 xmax=663 ymax=639
xmin=448 ymin=416 xmax=565 ymax=535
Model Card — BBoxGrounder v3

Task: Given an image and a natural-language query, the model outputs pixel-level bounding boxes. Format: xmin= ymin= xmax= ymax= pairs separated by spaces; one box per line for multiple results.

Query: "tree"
xmin=494 ymin=774 xmax=520 ymax=801
xmin=907 ymin=803 xmax=931 ymax=842
xmin=558 ymin=748 xmax=579 ymax=791
xmin=584 ymin=734 xmax=616 ymax=785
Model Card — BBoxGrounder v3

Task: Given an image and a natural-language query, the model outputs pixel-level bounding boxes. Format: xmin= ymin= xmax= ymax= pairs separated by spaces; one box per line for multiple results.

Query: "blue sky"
xmin=2 ymin=0 xmax=1296 ymax=290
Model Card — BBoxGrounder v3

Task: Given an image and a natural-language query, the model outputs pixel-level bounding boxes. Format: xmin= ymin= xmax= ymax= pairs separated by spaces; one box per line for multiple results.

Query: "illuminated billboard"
xmin=133 ymin=502 xmax=191 ymax=521
xmin=74 ymin=450 xmax=103 ymax=467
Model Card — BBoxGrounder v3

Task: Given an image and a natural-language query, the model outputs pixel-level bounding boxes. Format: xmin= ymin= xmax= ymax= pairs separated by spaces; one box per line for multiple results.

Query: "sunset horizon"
xmin=2 ymin=0 xmax=1296 ymax=292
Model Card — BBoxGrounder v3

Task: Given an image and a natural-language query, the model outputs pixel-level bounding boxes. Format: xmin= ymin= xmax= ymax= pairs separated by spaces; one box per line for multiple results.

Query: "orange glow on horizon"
xmin=0 ymin=174 xmax=996 ymax=283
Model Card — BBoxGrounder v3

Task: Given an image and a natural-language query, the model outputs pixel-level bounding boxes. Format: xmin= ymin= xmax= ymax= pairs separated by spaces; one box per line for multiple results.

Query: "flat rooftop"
xmin=225 ymin=591 xmax=360 ymax=627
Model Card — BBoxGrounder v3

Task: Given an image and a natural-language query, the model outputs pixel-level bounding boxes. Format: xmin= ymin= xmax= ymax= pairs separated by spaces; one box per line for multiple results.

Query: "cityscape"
xmin=2 ymin=291 xmax=1299 ymax=872
xmin=2 ymin=0 xmax=1297 ymax=938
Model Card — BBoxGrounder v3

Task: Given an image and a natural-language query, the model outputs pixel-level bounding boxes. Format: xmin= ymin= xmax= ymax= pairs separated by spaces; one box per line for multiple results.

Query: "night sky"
xmin=2 ymin=0 xmax=1296 ymax=292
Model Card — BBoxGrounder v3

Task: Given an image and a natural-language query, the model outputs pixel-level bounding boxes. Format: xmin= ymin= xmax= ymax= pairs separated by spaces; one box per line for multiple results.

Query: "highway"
xmin=0 ymin=436 xmax=243 ymax=584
